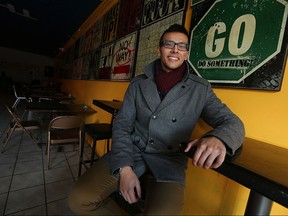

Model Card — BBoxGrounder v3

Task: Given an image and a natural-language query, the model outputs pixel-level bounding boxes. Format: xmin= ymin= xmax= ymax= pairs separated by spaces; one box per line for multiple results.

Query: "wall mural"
xmin=56 ymin=0 xmax=187 ymax=81
xmin=84 ymin=29 xmax=94 ymax=55
xmin=102 ymin=1 xmax=120 ymax=45
xmin=189 ymin=0 xmax=288 ymax=90
xmin=135 ymin=0 xmax=187 ymax=76
xmin=82 ymin=54 xmax=91 ymax=80
xmin=78 ymin=36 xmax=86 ymax=58
xmin=56 ymin=0 xmax=287 ymax=88
xmin=92 ymin=18 xmax=103 ymax=50
xmin=88 ymin=49 xmax=101 ymax=80
xmin=72 ymin=57 xmax=82 ymax=80
xmin=117 ymin=0 xmax=143 ymax=38
xmin=141 ymin=0 xmax=186 ymax=27
xmin=99 ymin=43 xmax=115 ymax=80
xmin=135 ymin=12 xmax=185 ymax=76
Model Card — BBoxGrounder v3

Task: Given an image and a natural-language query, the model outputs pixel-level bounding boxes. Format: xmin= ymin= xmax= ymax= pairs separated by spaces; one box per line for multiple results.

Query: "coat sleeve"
xmin=200 ymin=83 xmax=245 ymax=155
xmin=109 ymin=81 xmax=138 ymax=172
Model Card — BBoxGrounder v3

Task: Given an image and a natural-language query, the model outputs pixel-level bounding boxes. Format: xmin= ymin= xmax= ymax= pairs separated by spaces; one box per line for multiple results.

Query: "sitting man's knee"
xmin=68 ymin=186 xmax=104 ymax=214
xmin=68 ymin=157 xmax=120 ymax=215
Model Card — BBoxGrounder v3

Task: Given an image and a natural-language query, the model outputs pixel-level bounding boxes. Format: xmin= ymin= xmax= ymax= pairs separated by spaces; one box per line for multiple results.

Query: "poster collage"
xmin=56 ymin=0 xmax=187 ymax=81
xmin=56 ymin=0 xmax=287 ymax=90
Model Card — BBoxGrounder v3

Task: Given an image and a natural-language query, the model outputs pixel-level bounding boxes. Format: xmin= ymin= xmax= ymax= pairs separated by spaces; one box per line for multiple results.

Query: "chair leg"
xmin=78 ymin=138 xmax=85 ymax=177
xmin=12 ymin=98 xmax=20 ymax=109
xmin=47 ymin=137 xmax=51 ymax=169
xmin=47 ymin=145 xmax=51 ymax=169
xmin=77 ymin=137 xmax=110 ymax=176
xmin=90 ymin=139 xmax=97 ymax=166
xmin=21 ymin=125 xmax=39 ymax=146
xmin=1 ymin=125 xmax=17 ymax=153
xmin=38 ymin=127 xmax=43 ymax=147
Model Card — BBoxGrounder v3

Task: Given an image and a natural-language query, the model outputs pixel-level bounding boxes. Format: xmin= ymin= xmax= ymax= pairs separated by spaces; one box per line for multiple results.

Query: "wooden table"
xmin=214 ymin=138 xmax=288 ymax=215
xmin=92 ymin=100 xmax=122 ymax=118
xmin=30 ymin=91 xmax=75 ymax=102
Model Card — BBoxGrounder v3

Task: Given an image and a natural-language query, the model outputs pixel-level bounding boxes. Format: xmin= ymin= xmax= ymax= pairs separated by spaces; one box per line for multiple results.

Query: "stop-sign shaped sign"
xmin=188 ymin=0 xmax=288 ymax=83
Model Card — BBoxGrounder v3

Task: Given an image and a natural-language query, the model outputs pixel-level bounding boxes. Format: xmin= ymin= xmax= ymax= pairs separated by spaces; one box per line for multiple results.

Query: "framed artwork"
xmin=92 ymin=18 xmax=103 ymax=50
xmin=141 ymin=0 xmax=186 ymax=28
xmin=189 ymin=0 xmax=288 ymax=90
xmin=102 ymin=1 xmax=120 ymax=45
xmin=117 ymin=0 xmax=143 ymax=39
xmin=78 ymin=36 xmax=86 ymax=58
xmin=88 ymin=49 xmax=101 ymax=80
xmin=72 ymin=57 xmax=82 ymax=80
xmin=74 ymin=39 xmax=80 ymax=59
xmin=84 ymin=28 xmax=93 ymax=55
xmin=99 ymin=42 xmax=115 ymax=80
xmin=66 ymin=45 xmax=74 ymax=64
xmin=111 ymin=32 xmax=138 ymax=80
xmin=81 ymin=54 xmax=91 ymax=80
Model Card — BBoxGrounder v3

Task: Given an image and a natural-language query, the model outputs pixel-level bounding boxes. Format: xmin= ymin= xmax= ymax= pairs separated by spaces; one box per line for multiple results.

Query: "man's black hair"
xmin=159 ymin=24 xmax=189 ymax=46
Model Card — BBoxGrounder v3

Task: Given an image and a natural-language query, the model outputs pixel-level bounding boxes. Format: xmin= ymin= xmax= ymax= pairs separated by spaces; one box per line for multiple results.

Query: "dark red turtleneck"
xmin=155 ymin=60 xmax=186 ymax=100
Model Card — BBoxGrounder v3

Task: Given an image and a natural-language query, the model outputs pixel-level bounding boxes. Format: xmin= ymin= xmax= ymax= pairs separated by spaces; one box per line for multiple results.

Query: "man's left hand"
xmin=184 ymin=137 xmax=226 ymax=169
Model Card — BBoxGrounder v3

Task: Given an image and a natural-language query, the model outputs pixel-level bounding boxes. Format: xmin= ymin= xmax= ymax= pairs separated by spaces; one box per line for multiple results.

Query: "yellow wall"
xmin=59 ymin=0 xmax=288 ymax=214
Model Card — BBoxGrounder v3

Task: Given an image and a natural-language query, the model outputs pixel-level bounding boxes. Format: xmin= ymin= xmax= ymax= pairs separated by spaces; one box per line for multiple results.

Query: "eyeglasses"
xmin=160 ymin=40 xmax=189 ymax=51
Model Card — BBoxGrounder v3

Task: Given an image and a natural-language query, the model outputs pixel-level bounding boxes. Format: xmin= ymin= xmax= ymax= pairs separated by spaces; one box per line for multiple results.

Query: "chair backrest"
xmin=13 ymin=85 xmax=30 ymax=100
xmin=49 ymin=116 xmax=84 ymax=130
xmin=13 ymin=85 xmax=20 ymax=98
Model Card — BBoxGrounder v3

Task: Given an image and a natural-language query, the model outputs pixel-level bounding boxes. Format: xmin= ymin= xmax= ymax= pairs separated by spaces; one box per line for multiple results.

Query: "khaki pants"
xmin=68 ymin=158 xmax=184 ymax=215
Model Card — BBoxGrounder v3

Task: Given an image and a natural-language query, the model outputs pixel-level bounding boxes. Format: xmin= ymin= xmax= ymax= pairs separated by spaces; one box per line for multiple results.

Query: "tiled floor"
xmin=0 ymin=91 xmax=91 ymax=215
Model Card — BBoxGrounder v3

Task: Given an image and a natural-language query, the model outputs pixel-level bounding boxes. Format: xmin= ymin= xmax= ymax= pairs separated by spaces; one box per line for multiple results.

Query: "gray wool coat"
xmin=109 ymin=60 xmax=245 ymax=186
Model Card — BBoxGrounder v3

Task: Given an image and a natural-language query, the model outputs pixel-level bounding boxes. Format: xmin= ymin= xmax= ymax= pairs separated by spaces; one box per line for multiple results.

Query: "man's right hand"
xmin=119 ymin=166 xmax=141 ymax=204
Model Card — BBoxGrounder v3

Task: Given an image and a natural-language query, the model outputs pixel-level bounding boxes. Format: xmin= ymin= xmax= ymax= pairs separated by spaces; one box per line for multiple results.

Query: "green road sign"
xmin=188 ymin=0 xmax=288 ymax=83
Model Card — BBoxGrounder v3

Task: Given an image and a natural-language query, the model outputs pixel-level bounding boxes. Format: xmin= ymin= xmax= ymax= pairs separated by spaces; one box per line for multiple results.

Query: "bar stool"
xmin=78 ymin=123 xmax=112 ymax=177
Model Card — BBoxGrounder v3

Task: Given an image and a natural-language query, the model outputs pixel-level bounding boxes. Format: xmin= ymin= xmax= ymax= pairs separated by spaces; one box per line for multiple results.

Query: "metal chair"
xmin=12 ymin=85 xmax=31 ymax=109
xmin=78 ymin=99 xmax=120 ymax=176
xmin=1 ymin=105 xmax=41 ymax=153
xmin=46 ymin=116 xmax=84 ymax=169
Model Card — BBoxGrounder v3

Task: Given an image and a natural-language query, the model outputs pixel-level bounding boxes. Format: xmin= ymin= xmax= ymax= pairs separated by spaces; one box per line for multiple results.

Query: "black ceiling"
xmin=0 ymin=0 xmax=102 ymax=57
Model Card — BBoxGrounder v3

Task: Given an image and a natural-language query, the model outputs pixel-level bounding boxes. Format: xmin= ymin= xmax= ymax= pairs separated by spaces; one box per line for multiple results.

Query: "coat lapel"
xmin=139 ymin=60 xmax=191 ymax=113
xmin=139 ymin=79 xmax=161 ymax=113
xmin=139 ymin=79 xmax=191 ymax=114
xmin=156 ymin=81 xmax=191 ymax=113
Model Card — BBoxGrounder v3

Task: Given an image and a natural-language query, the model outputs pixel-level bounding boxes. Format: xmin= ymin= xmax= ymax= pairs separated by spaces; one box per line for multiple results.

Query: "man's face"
xmin=157 ymin=32 xmax=189 ymax=73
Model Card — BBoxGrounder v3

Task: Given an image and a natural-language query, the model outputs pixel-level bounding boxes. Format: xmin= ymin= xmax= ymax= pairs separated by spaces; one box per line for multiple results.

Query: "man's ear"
xmin=156 ymin=47 xmax=161 ymax=57
xmin=184 ymin=51 xmax=190 ymax=60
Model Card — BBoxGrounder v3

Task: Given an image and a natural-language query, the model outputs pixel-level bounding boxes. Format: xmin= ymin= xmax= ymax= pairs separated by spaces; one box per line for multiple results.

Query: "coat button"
xmin=134 ymin=136 xmax=140 ymax=143
xmin=152 ymin=115 xmax=157 ymax=120
xmin=149 ymin=139 xmax=154 ymax=144
xmin=168 ymin=145 xmax=173 ymax=150
xmin=172 ymin=118 xmax=177 ymax=122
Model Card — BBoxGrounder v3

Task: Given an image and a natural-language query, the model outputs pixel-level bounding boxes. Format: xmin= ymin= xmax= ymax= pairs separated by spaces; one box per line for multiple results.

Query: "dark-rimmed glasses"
xmin=160 ymin=40 xmax=189 ymax=51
